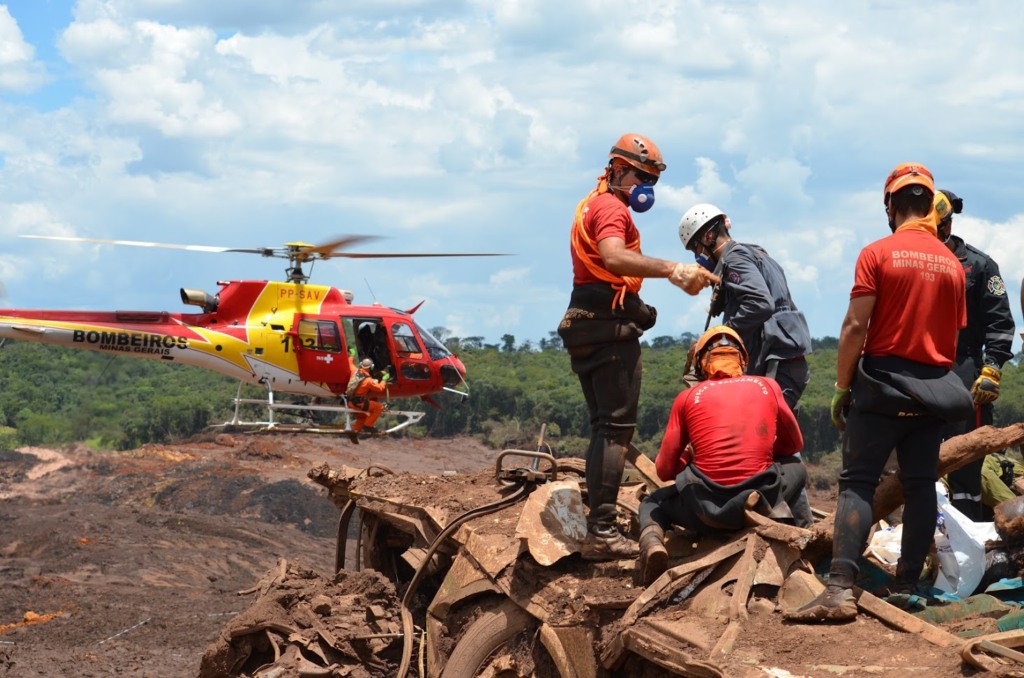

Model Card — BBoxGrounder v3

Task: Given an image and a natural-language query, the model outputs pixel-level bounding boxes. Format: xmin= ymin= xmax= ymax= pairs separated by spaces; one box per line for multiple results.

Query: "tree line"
xmin=0 ymin=335 xmax=1020 ymax=461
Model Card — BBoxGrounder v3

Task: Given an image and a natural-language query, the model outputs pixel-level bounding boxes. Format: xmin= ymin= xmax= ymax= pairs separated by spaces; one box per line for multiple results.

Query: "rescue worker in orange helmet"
xmin=931 ymin=189 xmax=1016 ymax=521
xmin=346 ymin=358 xmax=389 ymax=444
xmin=635 ymin=326 xmax=811 ymax=585
xmin=557 ymin=133 xmax=719 ymax=561
xmin=787 ymin=163 xmax=972 ymax=623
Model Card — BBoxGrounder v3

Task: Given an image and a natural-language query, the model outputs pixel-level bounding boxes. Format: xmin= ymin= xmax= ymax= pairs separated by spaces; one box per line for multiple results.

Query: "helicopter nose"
xmin=439 ymin=356 xmax=466 ymax=387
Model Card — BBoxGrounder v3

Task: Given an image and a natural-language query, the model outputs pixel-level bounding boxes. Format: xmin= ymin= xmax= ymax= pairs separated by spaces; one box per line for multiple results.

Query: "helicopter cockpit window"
xmin=413 ymin=322 xmax=452 ymax=361
xmin=391 ymin=323 xmax=424 ymax=359
xmin=297 ymin=319 xmax=342 ymax=352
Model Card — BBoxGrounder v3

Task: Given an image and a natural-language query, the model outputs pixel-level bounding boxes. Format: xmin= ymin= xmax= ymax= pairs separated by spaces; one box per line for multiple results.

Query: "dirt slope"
xmin=0 ymin=433 xmax=500 ymax=677
xmin=0 ymin=433 xmax=1000 ymax=677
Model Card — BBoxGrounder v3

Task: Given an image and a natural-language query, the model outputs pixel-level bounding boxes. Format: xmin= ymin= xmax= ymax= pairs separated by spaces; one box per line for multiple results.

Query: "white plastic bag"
xmin=933 ymin=482 xmax=998 ymax=598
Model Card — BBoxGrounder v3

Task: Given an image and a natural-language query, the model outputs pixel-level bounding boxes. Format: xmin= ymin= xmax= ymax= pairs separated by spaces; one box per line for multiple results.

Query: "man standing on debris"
xmin=346 ymin=358 xmax=389 ymax=444
xmin=787 ymin=164 xmax=973 ymax=623
xmin=932 ymin=189 xmax=1016 ymax=521
xmin=677 ymin=204 xmax=813 ymax=411
xmin=635 ymin=325 xmax=812 ymax=585
xmin=558 ymin=133 xmax=718 ymax=561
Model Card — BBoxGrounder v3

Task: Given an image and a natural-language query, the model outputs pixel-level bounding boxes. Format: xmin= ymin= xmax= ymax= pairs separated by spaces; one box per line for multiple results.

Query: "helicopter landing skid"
xmin=217 ymin=382 xmax=425 ymax=435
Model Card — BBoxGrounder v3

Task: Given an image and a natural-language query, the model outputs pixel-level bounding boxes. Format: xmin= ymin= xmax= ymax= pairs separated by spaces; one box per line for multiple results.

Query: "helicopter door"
xmin=292 ymin=316 xmax=348 ymax=393
xmin=391 ymin=322 xmax=431 ymax=383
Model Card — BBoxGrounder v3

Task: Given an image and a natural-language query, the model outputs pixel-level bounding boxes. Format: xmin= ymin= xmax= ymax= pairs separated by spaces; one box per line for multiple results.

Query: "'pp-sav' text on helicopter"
xmin=0 ymin=235 xmax=506 ymax=434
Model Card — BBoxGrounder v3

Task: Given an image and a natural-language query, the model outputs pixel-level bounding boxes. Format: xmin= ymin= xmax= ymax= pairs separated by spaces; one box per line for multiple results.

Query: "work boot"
xmin=783 ymin=585 xmax=857 ymax=623
xmin=347 ymin=431 xmax=360 ymax=445
xmin=635 ymin=525 xmax=668 ymax=586
xmin=579 ymin=526 xmax=639 ymax=561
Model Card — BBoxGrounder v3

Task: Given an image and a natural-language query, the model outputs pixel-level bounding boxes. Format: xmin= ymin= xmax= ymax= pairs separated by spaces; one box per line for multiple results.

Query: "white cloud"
xmin=0 ymin=6 xmax=48 ymax=92
xmin=0 ymin=1 xmax=1022 ymax=350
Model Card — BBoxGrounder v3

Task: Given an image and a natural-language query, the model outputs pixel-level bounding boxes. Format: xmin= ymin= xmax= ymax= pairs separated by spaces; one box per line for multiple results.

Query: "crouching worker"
xmin=346 ymin=359 xmax=389 ymax=444
xmin=636 ymin=326 xmax=812 ymax=585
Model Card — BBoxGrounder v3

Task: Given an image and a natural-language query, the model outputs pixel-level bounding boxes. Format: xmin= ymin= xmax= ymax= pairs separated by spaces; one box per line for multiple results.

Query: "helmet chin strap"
xmin=704 ymin=234 xmax=728 ymax=265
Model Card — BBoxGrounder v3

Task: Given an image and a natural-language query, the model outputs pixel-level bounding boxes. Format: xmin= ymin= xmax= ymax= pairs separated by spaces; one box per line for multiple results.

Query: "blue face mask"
xmin=694 ymin=251 xmax=715 ymax=272
xmin=629 ymin=184 xmax=655 ymax=213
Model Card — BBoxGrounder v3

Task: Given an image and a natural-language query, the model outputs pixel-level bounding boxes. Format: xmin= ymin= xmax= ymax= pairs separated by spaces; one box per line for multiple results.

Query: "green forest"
xmin=1 ymin=333 xmax=1022 ymax=462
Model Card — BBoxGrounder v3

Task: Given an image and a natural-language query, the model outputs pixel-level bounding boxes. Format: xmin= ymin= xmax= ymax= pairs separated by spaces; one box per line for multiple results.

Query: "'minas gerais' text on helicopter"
xmin=0 ymin=235 xmax=506 ymax=435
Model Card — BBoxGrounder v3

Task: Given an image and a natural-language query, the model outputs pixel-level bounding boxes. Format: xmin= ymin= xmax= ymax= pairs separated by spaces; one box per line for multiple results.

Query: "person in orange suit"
xmin=347 ymin=359 xmax=389 ymax=443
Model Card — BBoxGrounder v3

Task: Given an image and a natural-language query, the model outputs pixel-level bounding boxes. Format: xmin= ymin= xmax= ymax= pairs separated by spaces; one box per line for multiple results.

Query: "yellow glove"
xmin=831 ymin=384 xmax=852 ymax=431
xmin=381 ymin=372 xmax=391 ymax=383
xmin=971 ymin=366 xmax=1001 ymax=406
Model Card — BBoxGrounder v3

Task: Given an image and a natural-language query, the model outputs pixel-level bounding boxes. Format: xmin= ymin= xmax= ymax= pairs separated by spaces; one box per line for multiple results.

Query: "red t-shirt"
xmin=852 ymin=218 xmax=966 ymax=367
xmin=571 ymin=192 xmax=637 ymax=285
xmin=655 ymin=375 xmax=803 ymax=486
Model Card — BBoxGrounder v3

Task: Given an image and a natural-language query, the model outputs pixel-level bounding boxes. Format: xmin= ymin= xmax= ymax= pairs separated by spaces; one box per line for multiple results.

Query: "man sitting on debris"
xmin=346 ymin=358 xmax=389 ymax=444
xmin=635 ymin=326 xmax=812 ymax=585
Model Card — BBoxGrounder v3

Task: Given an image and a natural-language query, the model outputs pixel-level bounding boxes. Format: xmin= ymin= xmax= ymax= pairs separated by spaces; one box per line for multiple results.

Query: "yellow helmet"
xmin=933 ymin=190 xmax=954 ymax=227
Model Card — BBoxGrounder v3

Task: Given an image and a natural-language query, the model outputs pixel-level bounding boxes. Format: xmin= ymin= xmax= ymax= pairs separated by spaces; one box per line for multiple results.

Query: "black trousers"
xmin=765 ymin=356 xmax=810 ymax=413
xmin=638 ymin=456 xmax=811 ymax=534
xmin=830 ymin=408 xmax=943 ymax=588
xmin=570 ymin=338 xmax=641 ymax=530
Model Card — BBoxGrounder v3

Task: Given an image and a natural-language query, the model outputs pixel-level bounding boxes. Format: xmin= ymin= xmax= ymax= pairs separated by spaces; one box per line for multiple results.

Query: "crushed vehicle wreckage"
xmin=200 ymin=423 xmax=1024 ymax=677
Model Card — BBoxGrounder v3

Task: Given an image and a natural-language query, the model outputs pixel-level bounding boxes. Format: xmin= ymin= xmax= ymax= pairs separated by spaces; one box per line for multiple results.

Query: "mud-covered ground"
xmin=0 ymin=433 xmax=501 ymax=677
xmin=0 ymin=433 xmax=1000 ymax=677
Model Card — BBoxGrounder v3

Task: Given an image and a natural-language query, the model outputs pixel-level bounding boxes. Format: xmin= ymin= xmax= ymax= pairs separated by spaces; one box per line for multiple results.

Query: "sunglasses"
xmin=632 ymin=168 xmax=659 ymax=185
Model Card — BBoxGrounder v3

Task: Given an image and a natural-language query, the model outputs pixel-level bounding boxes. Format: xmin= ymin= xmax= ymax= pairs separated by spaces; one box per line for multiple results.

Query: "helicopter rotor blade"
xmin=294 ymin=235 xmax=383 ymax=262
xmin=21 ymin=234 xmax=269 ymax=255
xmin=22 ymin=234 xmax=510 ymax=262
xmin=324 ymin=252 xmax=510 ymax=259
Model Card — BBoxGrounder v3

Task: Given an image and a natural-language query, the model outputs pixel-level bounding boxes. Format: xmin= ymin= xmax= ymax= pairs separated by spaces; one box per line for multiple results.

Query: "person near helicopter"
xmin=346 ymin=358 xmax=390 ymax=444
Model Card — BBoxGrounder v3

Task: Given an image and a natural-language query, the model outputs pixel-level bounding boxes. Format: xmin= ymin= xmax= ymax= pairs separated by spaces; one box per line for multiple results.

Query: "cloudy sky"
xmin=2 ymin=1 xmax=1023 ymax=352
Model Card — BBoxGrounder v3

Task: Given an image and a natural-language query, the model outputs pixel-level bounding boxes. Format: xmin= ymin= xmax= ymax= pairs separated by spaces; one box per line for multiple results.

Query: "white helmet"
xmin=678 ymin=203 xmax=725 ymax=249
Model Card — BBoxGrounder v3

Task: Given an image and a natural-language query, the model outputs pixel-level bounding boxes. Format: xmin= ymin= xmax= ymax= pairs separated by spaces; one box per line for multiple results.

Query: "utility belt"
xmin=557 ymin=283 xmax=657 ymax=352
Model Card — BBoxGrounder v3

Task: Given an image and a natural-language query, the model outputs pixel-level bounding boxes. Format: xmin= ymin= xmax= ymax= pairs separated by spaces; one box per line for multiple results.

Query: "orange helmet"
xmin=883 ymin=163 xmax=934 ymax=206
xmin=609 ymin=133 xmax=666 ymax=177
xmin=694 ymin=325 xmax=748 ymax=379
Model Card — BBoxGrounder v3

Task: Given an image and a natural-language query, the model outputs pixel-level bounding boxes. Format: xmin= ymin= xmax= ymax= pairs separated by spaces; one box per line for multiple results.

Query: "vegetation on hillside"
xmin=1 ymin=333 xmax=1021 ymax=459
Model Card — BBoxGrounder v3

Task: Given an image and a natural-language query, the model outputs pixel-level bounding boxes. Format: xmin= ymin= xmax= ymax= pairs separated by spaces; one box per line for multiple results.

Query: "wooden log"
xmin=728 ymin=534 xmax=763 ymax=622
xmin=809 ymin=423 xmax=1024 ymax=549
xmin=853 ymin=588 xmax=962 ymax=648
xmin=874 ymin=423 xmax=1024 ymax=521
xmin=626 ymin=443 xmax=671 ymax=491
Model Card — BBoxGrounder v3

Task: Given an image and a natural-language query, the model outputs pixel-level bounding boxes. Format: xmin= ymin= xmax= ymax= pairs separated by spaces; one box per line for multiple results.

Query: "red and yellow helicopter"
xmin=0 ymin=235 xmax=505 ymax=435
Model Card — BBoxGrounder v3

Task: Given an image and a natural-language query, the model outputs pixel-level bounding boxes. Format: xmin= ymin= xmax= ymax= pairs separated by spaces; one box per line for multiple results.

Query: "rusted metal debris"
xmin=247 ymin=425 xmax=1024 ymax=676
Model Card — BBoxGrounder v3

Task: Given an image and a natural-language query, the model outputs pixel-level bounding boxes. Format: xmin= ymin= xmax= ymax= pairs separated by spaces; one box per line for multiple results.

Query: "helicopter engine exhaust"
xmin=180 ymin=288 xmax=219 ymax=314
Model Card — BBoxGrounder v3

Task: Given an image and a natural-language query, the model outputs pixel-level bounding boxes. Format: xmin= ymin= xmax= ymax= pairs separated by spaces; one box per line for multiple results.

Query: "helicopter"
xmin=0 ymin=235 xmax=507 ymax=436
